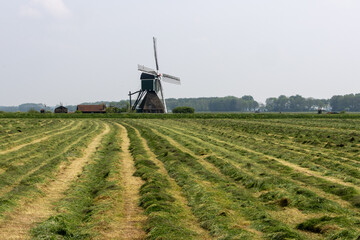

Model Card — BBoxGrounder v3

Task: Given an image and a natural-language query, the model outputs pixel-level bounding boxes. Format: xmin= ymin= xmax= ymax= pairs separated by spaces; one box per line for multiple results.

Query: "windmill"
xmin=129 ymin=37 xmax=181 ymax=113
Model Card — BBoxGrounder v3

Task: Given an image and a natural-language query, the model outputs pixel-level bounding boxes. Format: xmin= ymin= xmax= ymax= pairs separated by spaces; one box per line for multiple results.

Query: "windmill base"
xmin=138 ymin=91 xmax=165 ymax=113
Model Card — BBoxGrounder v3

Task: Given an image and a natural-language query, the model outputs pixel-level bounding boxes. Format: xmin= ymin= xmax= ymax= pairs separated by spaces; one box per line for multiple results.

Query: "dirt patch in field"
xmin=99 ymin=124 xmax=146 ymax=240
xmin=0 ymin=122 xmax=110 ymax=240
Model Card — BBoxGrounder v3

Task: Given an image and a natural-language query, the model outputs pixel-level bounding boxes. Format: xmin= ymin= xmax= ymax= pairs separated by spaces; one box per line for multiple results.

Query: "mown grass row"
xmin=176 ymin=118 xmax=360 ymax=160
xmin=204 ymin=122 xmax=360 ymax=188
xmin=31 ymin=123 xmax=121 ymax=239
xmin=0 ymin=120 xmax=85 ymax=169
xmin=127 ymin=121 xmax=306 ymax=240
xmin=207 ymin=119 xmax=360 ymax=166
xmin=164 ymin=119 xmax=360 ymax=187
xmin=178 ymin=119 xmax=360 ymax=186
xmin=0 ymin=119 xmax=61 ymax=139
xmin=0 ymin=119 xmax=73 ymax=150
xmin=141 ymin=120 xmax=360 ymax=239
xmin=266 ymin=118 xmax=360 ymax=131
xmin=153 ymin=120 xmax=360 ymax=209
xmin=123 ymin=123 xmax=200 ymax=239
xmin=0 ymin=120 xmax=83 ymax=169
xmin=206 ymin=119 xmax=360 ymax=156
xmin=0 ymin=120 xmax=101 ymax=217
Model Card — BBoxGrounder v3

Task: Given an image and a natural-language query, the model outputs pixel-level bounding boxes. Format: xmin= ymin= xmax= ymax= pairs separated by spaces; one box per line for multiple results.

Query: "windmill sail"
xmin=153 ymin=37 xmax=159 ymax=71
xmin=138 ymin=64 xmax=157 ymax=76
xmin=162 ymin=73 xmax=181 ymax=85
xmin=158 ymin=80 xmax=167 ymax=113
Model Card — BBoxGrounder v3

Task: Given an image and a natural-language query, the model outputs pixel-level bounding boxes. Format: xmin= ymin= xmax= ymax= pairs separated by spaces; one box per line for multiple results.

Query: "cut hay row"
xmin=0 ymin=121 xmax=109 ymax=239
xmin=160 ymin=119 xmax=360 ymax=185
xmin=0 ymin=120 xmax=102 ymax=218
xmin=0 ymin=118 xmax=360 ymax=239
xmin=139 ymin=119 xmax=360 ymax=239
xmin=126 ymin=121 xmax=304 ymax=239
xmin=0 ymin=121 xmax=100 ymax=201
xmin=0 ymin=119 xmax=72 ymax=150
xmin=0 ymin=120 xmax=79 ymax=155
xmin=123 ymin=122 xmax=212 ymax=239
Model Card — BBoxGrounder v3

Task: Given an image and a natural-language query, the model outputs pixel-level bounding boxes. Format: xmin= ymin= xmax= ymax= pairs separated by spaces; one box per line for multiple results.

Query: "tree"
xmin=106 ymin=106 xmax=120 ymax=113
xmin=172 ymin=106 xmax=195 ymax=113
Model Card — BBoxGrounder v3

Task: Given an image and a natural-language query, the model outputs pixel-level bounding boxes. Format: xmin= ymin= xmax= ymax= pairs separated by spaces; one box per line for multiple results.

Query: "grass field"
xmin=0 ymin=117 xmax=360 ymax=239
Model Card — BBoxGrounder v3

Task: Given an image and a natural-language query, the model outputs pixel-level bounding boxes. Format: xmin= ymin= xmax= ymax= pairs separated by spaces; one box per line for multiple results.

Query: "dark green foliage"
xmin=172 ymin=106 xmax=195 ymax=113
xmin=106 ymin=106 xmax=121 ymax=113
xmin=265 ymin=95 xmax=329 ymax=112
xmin=330 ymin=93 xmax=360 ymax=112
xmin=167 ymin=95 xmax=259 ymax=112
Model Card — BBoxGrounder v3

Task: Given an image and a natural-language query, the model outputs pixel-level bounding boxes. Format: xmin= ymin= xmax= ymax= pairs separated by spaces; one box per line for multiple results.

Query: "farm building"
xmin=77 ymin=104 xmax=106 ymax=113
xmin=54 ymin=106 xmax=68 ymax=113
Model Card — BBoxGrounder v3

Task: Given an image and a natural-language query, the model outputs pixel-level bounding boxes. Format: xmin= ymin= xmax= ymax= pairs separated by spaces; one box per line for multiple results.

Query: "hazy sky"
xmin=1 ymin=1 xmax=360 ymax=106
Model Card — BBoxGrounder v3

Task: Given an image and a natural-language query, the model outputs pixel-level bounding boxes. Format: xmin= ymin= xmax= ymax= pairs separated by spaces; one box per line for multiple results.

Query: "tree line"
xmin=166 ymin=96 xmax=259 ymax=112
xmin=2 ymin=93 xmax=360 ymax=112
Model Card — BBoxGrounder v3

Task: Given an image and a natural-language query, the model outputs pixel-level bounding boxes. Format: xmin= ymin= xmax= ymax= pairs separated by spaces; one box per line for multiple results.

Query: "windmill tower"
xmin=129 ymin=37 xmax=181 ymax=113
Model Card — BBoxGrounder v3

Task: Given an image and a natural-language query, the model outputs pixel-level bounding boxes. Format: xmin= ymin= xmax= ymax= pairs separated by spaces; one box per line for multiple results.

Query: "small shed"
xmin=54 ymin=106 xmax=68 ymax=113
xmin=77 ymin=104 xmax=106 ymax=113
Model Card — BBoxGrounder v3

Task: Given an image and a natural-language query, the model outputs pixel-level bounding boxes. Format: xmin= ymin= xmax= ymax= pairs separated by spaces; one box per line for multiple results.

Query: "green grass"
xmin=31 ymin=123 xmax=121 ymax=239
xmin=124 ymin=123 xmax=199 ymax=239
xmin=3 ymin=112 xmax=360 ymax=119
xmin=127 ymin=121 xmax=304 ymax=239
xmin=1 ymin=117 xmax=360 ymax=239
xmin=0 ymin=120 xmax=101 ymax=217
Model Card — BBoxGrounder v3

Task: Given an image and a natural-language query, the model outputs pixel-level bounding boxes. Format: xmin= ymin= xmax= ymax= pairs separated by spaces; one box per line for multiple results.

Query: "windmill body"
xmin=129 ymin=37 xmax=180 ymax=113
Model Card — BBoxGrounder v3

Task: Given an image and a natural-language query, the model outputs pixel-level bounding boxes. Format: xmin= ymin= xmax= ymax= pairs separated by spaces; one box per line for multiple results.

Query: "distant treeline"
xmin=2 ymin=93 xmax=360 ymax=112
xmin=265 ymin=93 xmax=360 ymax=112
xmin=166 ymin=96 xmax=259 ymax=112
xmin=265 ymin=95 xmax=329 ymax=112
xmin=330 ymin=94 xmax=360 ymax=112
xmin=0 ymin=103 xmax=50 ymax=112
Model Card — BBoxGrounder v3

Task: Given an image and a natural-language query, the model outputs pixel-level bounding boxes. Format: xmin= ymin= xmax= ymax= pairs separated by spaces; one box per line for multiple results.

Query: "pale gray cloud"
xmin=19 ymin=4 xmax=42 ymax=18
xmin=1 ymin=1 xmax=360 ymax=106
xmin=19 ymin=0 xmax=70 ymax=19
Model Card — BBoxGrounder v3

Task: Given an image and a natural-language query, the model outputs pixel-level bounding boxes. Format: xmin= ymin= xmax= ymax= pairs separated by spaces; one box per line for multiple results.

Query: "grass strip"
xmin=130 ymin=121 xmax=303 ymax=240
xmin=160 ymin=120 xmax=360 ymax=210
xmin=31 ymin=123 xmax=120 ymax=239
xmin=124 ymin=123 xmax=199 ymax=240
xmin=0 ymin=121 xmax=100 ymax=217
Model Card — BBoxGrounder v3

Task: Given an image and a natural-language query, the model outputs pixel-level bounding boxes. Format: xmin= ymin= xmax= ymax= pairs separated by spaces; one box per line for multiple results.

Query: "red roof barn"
xmin=77 ymin=104 xmax=106 ymax=113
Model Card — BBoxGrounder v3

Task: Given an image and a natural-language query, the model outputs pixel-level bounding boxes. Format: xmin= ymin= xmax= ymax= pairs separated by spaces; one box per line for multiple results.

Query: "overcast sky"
xmin=1 ymin=1 xmax=360 ymax=106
